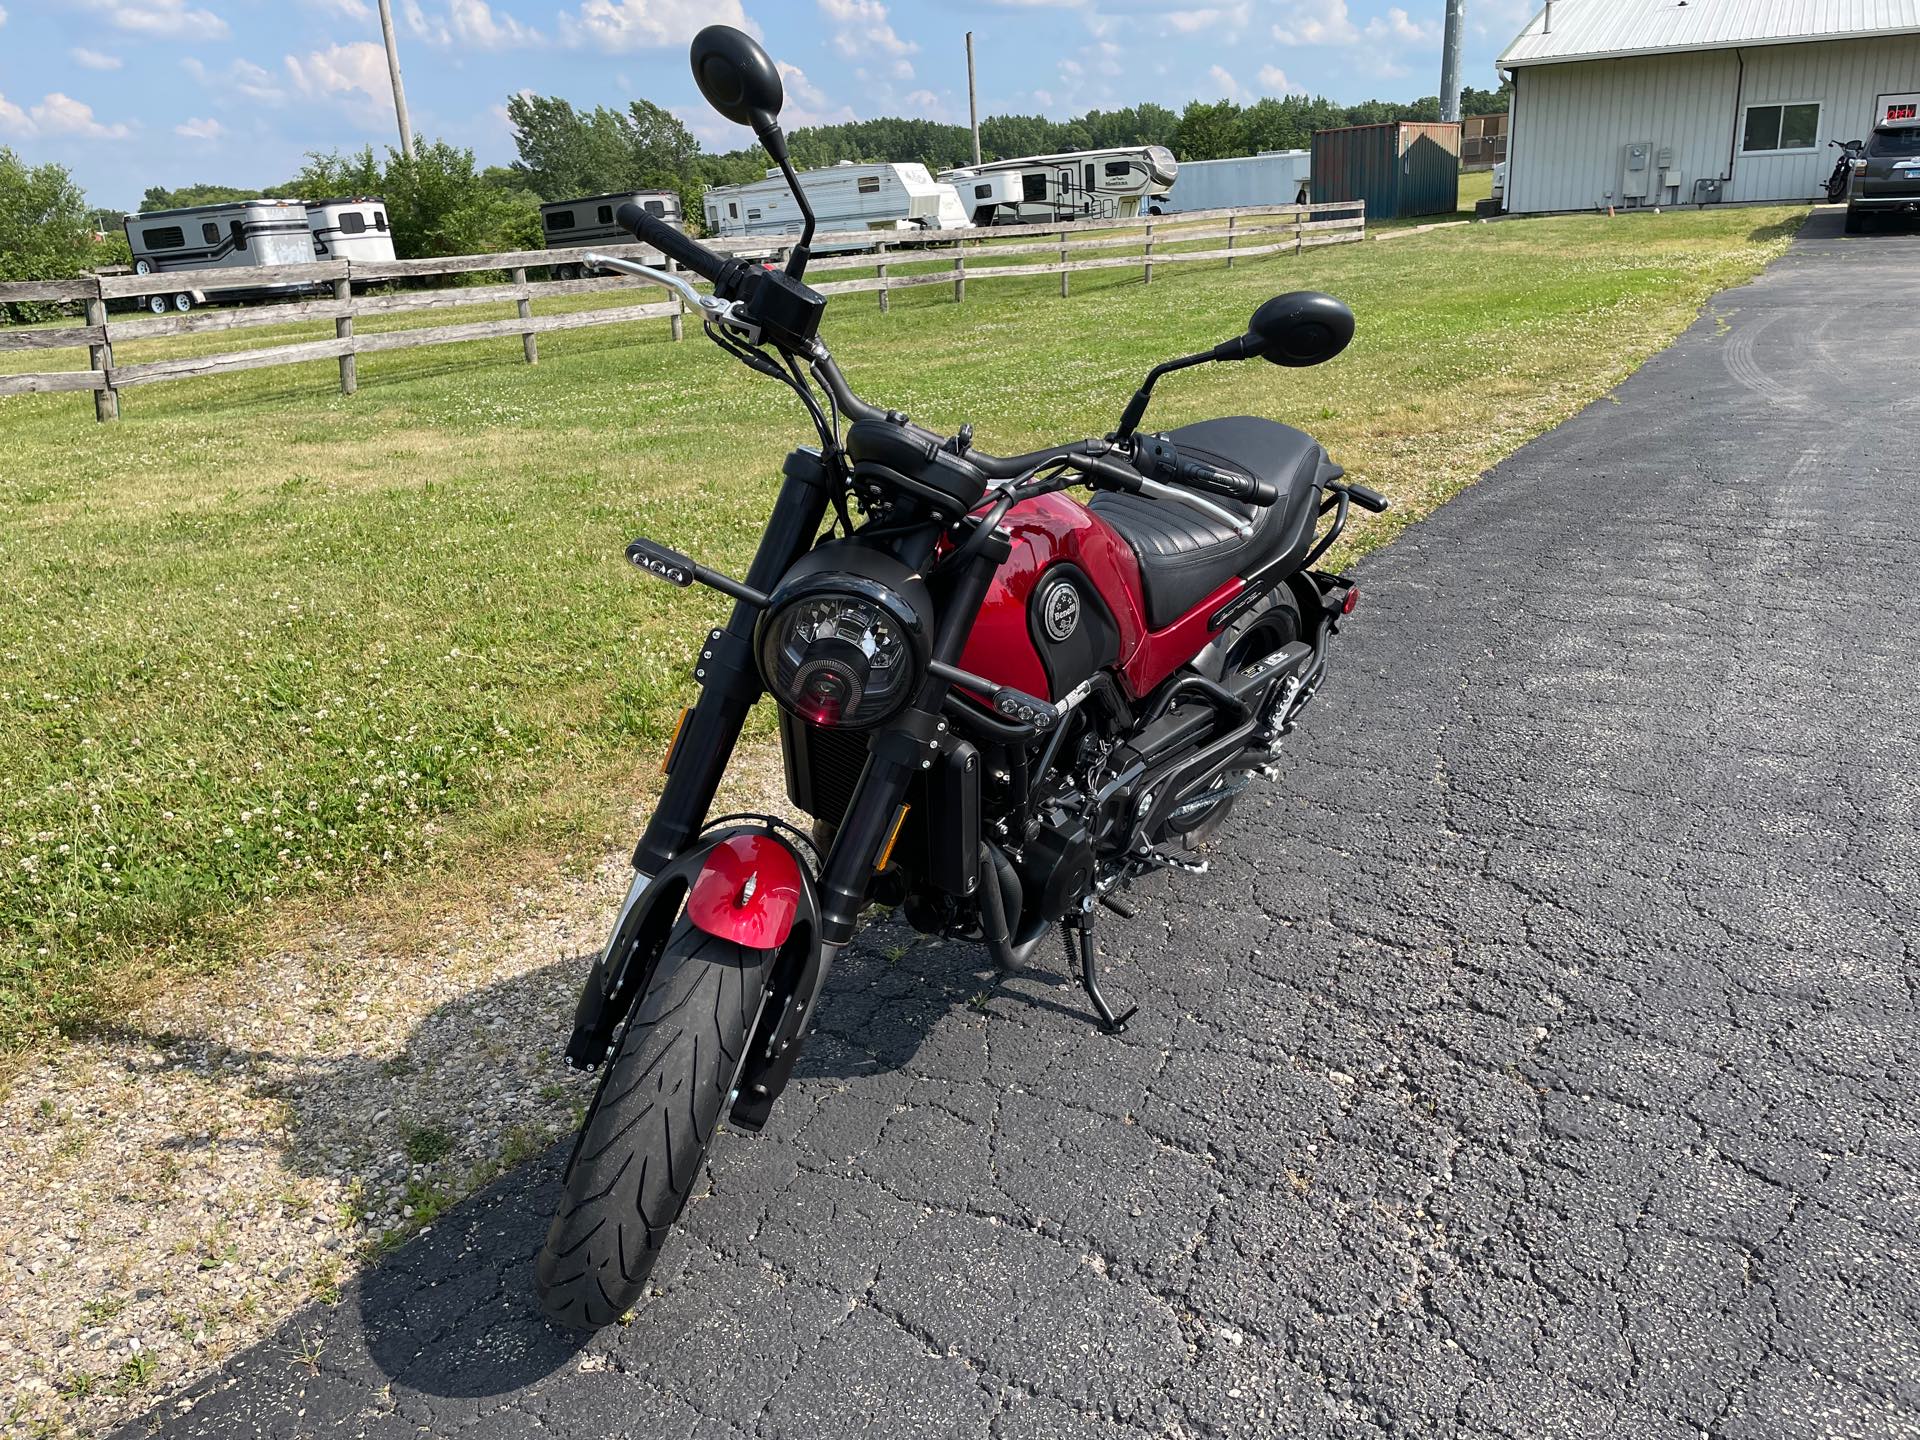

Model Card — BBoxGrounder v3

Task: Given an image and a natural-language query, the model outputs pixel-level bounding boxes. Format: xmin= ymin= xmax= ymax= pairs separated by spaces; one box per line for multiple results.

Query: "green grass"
xmin=0 ymin=203 xmax=1805 ymax=1050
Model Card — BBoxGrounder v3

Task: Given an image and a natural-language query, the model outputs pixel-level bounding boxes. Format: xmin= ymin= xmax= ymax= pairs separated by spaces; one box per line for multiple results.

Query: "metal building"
xmin=1310 ymin=122 xmax=1462 ymax=220
xmin=1499 ymin=0 xmax=1920 ymax=214
xmin=1156 ymin=151 xmax=1311 ymax=214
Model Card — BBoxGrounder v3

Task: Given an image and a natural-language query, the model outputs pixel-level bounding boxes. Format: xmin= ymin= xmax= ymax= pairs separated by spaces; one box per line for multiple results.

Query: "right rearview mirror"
xmin=1224 ymin=291 xmax=1355 ymax=367
xmin=689 ymin=26 xmax=785 ymax=135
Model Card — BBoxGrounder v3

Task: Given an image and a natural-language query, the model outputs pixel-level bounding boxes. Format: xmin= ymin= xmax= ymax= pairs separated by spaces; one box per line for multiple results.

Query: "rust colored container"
xmin=1311 ymin=121 xmax=1462 ymax=220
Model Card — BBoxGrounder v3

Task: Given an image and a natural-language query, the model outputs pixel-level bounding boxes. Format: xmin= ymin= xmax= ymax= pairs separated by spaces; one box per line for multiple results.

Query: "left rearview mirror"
xmin=689 ymin=26 xmax=784 ymax=135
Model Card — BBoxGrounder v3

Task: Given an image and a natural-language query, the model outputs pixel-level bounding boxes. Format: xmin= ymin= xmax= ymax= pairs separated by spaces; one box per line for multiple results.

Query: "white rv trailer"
xmin=539 ymin=191 xmax=684 ymax=279
xmin=123 ymin=198 xmax=318 ymax=314
xmin=306 ymin=197 xmax=397 ymax=264
xmin=703 ymin=162 xmax=970 ymax=251
xmin=1156 ymin=151 xmax=1311 ymax=214
xmin=939 ymin=145 xmax=1178 ymax=225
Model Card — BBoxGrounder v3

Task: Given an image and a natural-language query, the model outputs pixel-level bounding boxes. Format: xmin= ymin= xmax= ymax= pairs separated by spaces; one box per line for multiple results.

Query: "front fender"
xmin=564 ymin=827 xmax=818 ymax=1069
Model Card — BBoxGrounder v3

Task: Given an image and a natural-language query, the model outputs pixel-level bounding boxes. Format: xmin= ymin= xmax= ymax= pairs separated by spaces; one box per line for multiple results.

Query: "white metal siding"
xmin=1503 ymin=0 xmax=1920 ymax=67
xmin=1508 ymin=33 xmax=1920 ymax=212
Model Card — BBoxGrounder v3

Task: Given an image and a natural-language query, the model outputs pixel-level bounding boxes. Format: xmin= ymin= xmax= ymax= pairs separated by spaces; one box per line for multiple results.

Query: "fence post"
xmin=512 ymin=267 xmax=538 ymax=364
xmin=1058 ymin=231 xmax=1069 ymax=297
xmin=671 ymin=294 xmax=684 ymax=342
xmin=1143 ymin=220 xmax=1154 ymax=286
xmin=84 ymin=289 xmax=117 ymax=423
xmin=877 ymin=243 xmax=890 ymax=312
xmin=952 ymin=253 xmax=966 ymax=304
xmin=1297 ymin=206 xmax=1305 ymax=255
xmin=1226 ymin=214 xmax=1236 ymax=269
xmin=332 ymin=277 xmax=357 ymax=396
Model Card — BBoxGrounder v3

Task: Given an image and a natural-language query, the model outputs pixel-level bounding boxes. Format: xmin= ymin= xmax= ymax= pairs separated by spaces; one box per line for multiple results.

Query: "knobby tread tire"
xmin=535 ymin=915 xmax=773 ymax=1330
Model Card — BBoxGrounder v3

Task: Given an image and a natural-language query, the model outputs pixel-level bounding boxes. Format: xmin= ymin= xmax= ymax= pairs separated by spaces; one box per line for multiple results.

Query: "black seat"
xmin=1089 ymin=416 xmax=1330 ymax=630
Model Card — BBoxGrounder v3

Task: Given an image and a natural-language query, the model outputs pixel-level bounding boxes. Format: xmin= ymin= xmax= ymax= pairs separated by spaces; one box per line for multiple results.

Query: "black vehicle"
xmin=1847 ymin=123 xmax=1920 ymax=232
xmin=1825 ymin=138 xmax=1865 ymax=203
xmin=535 ymin=25 xmax=1387 ymax=1330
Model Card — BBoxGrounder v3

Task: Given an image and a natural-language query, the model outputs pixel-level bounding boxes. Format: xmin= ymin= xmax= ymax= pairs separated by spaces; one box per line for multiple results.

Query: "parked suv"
xmin=1846 ymin=123 xmax=1920 ymax=232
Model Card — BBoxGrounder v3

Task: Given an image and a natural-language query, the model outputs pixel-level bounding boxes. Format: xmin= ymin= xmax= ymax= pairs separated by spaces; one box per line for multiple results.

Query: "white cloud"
xmin=774 ymin=60 xmax=854 ymax=127
xmin=562 ymin=0 xmax=751 ymax=52
xmin=1271 ymin=0 xmax=1358 ymax=46
xmin=1366 ymin=6 xmax=1436 ymax=44
xmin=447 ymin=0 xmax=539 ymax=49
xmin=0 ymin=90 xmax=132 ymax=138
xmin=0 ymin=7 xmax=9 ymax=26
xmin=183 ymin=56 xmax=284 ymax=103
xmin=72 ymin=47 xmax=124 ymax=70
xmin=175 ymin=115 xmax=224 ymax=139
xmin=1257 ymin=64 xmax=1302 ymax=93
xmin=89 ymin=0 xmax=230 ymax=40
xmin=303 ymin=0 xmax=371 ymax=17
xmin=284 ymin=42 xmax=391 ymax=104
xmin=819 ymin=0 xmax=915 ymax=67
xmin=1209 ymin=64 xmax=1239 ymax=100
xmin=1166 ymin=4 xmax=1250 ymax=33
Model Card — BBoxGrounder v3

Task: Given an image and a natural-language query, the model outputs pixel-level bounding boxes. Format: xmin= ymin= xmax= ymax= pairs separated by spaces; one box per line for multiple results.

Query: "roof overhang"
xmin=1500 ymin=23 xmax=1920 ymax=70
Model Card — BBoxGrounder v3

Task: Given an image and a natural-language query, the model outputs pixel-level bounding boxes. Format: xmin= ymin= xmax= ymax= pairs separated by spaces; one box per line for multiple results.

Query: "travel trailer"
xmin=1157 ymin=151 xmax=1311 ymax=213
xmin=122 ymin=198 xmax=318 ymax=313
xmin=940 ymin=146 xmax=1178 ymax=224
xmin=306 ymin=197 xmax=397 ymax=263
xmin=703 ymin=162 xmax=971 ymax=248
xmin=540 ymin=191 xmax=684 ymax=279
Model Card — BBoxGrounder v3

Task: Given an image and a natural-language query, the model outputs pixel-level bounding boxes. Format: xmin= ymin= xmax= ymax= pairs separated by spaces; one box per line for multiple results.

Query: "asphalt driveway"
xmin=119 ymin=209 xmax=1920 ymax=1440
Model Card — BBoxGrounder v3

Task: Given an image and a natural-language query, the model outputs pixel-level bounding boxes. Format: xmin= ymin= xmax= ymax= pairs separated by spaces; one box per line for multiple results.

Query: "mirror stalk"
xmin=759 ymin=132 xmax=817 ymax=282
xmin=1112 ymin=350 xmax=1213 ymax=443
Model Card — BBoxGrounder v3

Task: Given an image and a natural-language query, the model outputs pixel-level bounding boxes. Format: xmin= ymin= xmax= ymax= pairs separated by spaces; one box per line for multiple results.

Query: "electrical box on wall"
xmin=1693 ymin=177 xmax=1724 ymax=204
xmin=1622 ymin=141 xmax=1653 ymax=200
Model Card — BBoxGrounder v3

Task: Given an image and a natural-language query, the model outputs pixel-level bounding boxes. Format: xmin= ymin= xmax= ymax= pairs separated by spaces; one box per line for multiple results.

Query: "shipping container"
xmin=1156 ymin=150 xmax=1312 ymax=213
xmin=1310 ymin=121 xmax=1462 ymax=220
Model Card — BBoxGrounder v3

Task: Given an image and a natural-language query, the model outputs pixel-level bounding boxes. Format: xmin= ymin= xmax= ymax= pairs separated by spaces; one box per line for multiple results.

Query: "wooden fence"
xmin=0 ymin=201 xmax=1364 ymax=423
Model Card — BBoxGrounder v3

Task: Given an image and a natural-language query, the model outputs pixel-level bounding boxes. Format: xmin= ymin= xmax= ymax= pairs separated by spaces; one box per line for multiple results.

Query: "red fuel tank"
xmin=955 ymin=492 xmax=1244 ymax=702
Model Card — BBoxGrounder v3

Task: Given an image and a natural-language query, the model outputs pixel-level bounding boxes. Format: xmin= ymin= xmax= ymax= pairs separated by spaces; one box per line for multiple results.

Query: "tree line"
xmin=3 ymin=80 xmax=1506 ymax=317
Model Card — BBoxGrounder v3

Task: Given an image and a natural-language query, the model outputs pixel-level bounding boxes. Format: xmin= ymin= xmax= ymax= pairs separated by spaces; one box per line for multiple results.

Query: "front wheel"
xmin=535 ymin=916 xmax=775 ymax=1329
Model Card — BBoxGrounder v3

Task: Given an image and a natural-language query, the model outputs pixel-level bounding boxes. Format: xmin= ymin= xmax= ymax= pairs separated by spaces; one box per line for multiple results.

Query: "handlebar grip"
xmin=1343 ymin=482 xmax=1390 ymax=513
xmin=1178 ymin=458 xmax=1280 ymax=507
xmin=616 ymin=203 xmax=746 ymax=296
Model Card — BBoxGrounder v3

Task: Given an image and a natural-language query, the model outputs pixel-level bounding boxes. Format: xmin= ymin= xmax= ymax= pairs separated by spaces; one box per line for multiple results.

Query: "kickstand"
xmin=1063 ymin=916 xmax=1137 ymax=1034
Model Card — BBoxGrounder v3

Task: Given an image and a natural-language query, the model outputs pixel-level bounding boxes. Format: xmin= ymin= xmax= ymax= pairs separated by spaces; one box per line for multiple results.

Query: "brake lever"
xmin=581 ymin=252 xmax=757 ymax=338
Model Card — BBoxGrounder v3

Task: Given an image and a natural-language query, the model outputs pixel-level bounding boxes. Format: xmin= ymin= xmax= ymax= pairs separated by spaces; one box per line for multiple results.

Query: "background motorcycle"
xmin=538 ymin=25 xmax=1388 ymax=1330
xmin=1826 ymin=138 xmax=1865 ymax=202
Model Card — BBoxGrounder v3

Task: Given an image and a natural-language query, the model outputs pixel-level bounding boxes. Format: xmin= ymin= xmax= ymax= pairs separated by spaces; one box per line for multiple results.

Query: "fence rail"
xmin=0 ymin=201 xmax=1364 ymax=422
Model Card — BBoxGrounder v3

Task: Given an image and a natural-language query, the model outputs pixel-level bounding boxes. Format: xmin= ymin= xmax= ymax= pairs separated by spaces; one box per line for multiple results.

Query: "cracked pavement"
xmin=117 ymin=211 xmax=1920 ymax=1439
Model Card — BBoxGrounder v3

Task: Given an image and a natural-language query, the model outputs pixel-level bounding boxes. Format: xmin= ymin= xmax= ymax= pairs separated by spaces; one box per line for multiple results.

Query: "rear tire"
xmin=535 ymin=916 xmax=774 ymax=1330
xmin=1845 ymin=206 xmax=1866 ymax=234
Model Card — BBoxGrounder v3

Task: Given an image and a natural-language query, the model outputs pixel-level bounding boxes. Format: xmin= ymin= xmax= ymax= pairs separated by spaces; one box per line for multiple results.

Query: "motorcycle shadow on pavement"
xmin=330 ymin=909 xmax=1120 ymax=1407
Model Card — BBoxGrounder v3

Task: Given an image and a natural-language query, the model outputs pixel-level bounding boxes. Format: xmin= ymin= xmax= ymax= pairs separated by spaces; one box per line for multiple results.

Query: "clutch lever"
xmin=581 ymin=252 xmax=754 ymax=336
xmin=1138 ymin=476 xmax=1254 ymax=540
xmin=1062 ymin=447 xmax=1255 ymax=540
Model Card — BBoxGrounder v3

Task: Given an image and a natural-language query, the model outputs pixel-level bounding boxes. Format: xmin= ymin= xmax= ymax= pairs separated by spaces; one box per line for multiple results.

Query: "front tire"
xmin=535 ymin=916 xmax=774 ymax=1329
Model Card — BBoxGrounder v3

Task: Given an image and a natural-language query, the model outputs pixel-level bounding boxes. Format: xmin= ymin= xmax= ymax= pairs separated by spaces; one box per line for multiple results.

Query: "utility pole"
xmin=967 ymin=30 xmax=983 ymax=166
xmin=376 ymin=0 xmax=416 ymax=161
xmin=1439 ymin=0 xmax=1465 ymax=122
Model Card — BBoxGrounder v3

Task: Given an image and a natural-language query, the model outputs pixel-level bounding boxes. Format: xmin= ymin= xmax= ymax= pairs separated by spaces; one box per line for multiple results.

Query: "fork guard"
xmin=563 ymin=827 xmax=819 ymax=1071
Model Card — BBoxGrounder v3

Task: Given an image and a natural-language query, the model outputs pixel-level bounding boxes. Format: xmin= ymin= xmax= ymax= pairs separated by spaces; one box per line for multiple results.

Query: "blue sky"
xmin=0 ymin=0 xmax=1534 ymax=209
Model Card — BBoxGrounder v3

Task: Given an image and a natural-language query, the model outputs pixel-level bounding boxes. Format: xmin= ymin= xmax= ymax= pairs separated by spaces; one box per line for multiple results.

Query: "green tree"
xmin=294 ymin=147 xmax=384 ymax=198
xmin=1175 ymin=100 xmax=1243 ymax=161
xmin=139 ymin=183 xmax=258 ymax=212
xmin=383 ymin=138 xmax=541 ymax=257
xmin=0 ymin=149 xmax=103 ymax=322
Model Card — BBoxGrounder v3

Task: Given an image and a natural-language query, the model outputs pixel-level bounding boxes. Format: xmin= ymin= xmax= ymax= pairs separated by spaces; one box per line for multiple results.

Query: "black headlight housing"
xmin=755 ymin=542 xmax=935 ymax=730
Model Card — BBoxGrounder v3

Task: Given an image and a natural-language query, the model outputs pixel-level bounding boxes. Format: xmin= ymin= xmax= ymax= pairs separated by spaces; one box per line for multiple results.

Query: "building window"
xmin=857 ymin=175 xmax=881 ymax=194
xmin=1742 ymin=102 xmax=1820 ymax=154
xmin=142 ymin=226 xmax=185 ymax=250
xmin=338 ymin=210 xmax=368 ymax=234
xmin=545 ymin=210 xmax=574 ymax=230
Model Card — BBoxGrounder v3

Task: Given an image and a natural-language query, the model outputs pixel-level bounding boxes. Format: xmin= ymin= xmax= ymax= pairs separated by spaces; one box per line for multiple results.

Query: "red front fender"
xmin=684 ymin=831 xmax=805 ymax=949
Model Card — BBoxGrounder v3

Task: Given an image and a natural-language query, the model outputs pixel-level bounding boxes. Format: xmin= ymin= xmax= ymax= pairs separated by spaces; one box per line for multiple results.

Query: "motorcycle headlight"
xmin=755 ymin=546 xmax=934 ymax=730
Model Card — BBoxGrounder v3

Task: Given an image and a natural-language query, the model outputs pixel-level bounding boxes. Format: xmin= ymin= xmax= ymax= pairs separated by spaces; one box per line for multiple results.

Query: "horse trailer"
xmin=940 ymin=146 xmax=1178 ymax=224
xmin=123 ymin=198 xmax=317 ymax=313
xmin=306 ymin=197 xmax=397 ymax=264
xmin=1157 ymin=151 xmax=1311 ymax=214
xmin=539 ymin=191 xmax=683 ymax=279
xmin=703 ymin=162 xmax=971 ymax=249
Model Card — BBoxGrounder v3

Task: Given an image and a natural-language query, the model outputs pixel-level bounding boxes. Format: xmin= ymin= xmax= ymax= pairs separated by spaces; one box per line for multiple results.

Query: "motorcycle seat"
xmin=1089 ymin=416 xmax=1330 ymax=630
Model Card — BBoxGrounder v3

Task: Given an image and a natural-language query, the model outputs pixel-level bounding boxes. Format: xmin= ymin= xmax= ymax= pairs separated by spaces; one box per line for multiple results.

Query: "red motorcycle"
xmin=539 ymin=26 xmax=1388 ymax=1329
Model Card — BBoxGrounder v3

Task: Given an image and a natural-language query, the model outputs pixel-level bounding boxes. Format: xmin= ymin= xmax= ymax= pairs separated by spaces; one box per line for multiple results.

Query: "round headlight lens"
xmin=758 ymin=590 xmax=920 ymax=729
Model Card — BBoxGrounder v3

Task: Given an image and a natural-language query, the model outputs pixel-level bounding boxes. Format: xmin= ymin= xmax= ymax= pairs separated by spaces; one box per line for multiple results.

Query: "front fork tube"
xmin=630 ymin=449 xmax=832 ymax=878
xmin=816 ymin=536 xmax=1008 ymax=945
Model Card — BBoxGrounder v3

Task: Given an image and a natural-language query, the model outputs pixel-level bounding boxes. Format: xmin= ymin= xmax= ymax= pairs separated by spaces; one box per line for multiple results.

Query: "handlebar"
xmin=616 ymin=203 xmax=749 ymax=298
